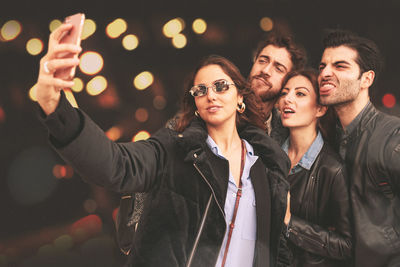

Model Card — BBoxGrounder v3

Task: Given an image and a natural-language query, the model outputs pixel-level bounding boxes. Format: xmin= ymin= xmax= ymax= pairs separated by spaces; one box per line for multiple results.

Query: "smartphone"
xmin=54 ymin=13 xmax=85 ymax=80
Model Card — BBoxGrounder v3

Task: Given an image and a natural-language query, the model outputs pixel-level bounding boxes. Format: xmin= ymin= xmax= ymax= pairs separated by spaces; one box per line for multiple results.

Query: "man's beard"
xmin=250 ymin=75 xmax=279 ymax=102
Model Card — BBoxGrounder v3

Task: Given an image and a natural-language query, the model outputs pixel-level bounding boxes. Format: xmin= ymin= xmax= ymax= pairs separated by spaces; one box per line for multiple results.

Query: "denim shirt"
xmin=206 ymin=136 xmax=259 ymax=267
xmin=282 ymin=131 xmax=324 ymax=174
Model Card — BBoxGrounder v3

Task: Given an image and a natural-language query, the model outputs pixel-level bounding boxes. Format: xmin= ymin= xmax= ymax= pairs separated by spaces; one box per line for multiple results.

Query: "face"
xmin=278 ymin=75 xmax=326 ymax=129
xmin=193 ymin=64 xmax=243 ymax=128
xmin=249 ymin=45 xmax=293 ymax=102
xmin=318 ymin=45 xmax=362 ymax=106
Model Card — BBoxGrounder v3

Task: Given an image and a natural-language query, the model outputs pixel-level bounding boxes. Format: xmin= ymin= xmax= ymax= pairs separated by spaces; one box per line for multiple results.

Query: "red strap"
xmin=221 ymin=139 xmax=246 ymax=267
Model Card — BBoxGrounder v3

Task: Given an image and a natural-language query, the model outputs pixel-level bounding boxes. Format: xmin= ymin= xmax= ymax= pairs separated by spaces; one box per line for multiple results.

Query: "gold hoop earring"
xmin=237 ymin=102 xmax=246 ymax=113
xmin=194 ymin=110 xmax=200 ymax=117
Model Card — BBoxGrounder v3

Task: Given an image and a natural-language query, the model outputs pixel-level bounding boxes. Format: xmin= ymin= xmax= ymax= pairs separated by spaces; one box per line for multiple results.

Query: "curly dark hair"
xmin=253 ymin=31 xmax=307 ymax=71
xmin=175 ymin=55 xmax=266 ymax=132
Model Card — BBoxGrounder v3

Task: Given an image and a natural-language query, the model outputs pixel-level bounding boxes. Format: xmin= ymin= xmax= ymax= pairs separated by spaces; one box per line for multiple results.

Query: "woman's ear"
xmin=316 ymin=105 xmax=328 ymax=118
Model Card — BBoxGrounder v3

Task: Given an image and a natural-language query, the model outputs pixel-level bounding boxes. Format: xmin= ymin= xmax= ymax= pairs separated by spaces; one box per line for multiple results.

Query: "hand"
xmin=284 ymin=192 xmax=291 ymax=226
xmin=36 ymin=23 xmax=82 ymax=115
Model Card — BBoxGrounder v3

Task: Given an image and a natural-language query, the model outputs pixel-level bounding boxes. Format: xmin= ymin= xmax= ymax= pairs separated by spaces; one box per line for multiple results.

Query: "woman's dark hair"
xmin=175 ymin=55 xmax=266 ymax=132
xmin=280 ymin=68 xmax=337 ymax=145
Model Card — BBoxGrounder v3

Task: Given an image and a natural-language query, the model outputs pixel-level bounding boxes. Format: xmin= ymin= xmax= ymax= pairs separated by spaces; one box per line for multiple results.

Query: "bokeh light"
xmin=29 ymin=84 xmax=37 ymax=102
xmin=0 ymin=106 xmax=5 ymax=123
xmin=54 ymin=235 xmax=74 ymax=251
xmin=133 ymin=71 xmax=154 ymax=90
xmin=153 ymin=96 xmax=167 ymax=110
xmin=86 ymin=76 xmax=108 ymax=96
xmin=7 ymin=146 xmax=58 ymax=205
xmin=1 ymin=20 xmax=22 ymax=41
xmin=106 ymin=18 xmax=127 ymax=39
xmin=82 ymin=19 xmax=96 ymax=40
xmin=132 ymin=131 xmax=150 ymax=142
xmin=122 ymin=34 xmax=139 ymax=50
xmin=71 ymin=77 xmax=84 ymax=93
xmin=64 ymin=89 xmax=79 ymax=108
xmin=382 ymin=93 xmax=396 ymax=108
xmin=192 ymin=18 xmax=207 ymax=34
xmin=70 ymin=215 xmax=102 ymax=243
xmin=52 ymin=164 xmax=74 ymax=179
xmin=172 ymin=33 xmax=187 ymax=49
xmin=26 ymin=38 xmax=43 ymax=56
xmin=162 ymin=18 xmax=184 ymax=38
xmin=49 ymin=20 xmax=62 ymax=32
xmin=105 ymin=126 xmax=122 ymax=141
xmin=260 ymin=17 xmax=274 ymax=31
xmin=83 ymin=199 xmax=97 ymax=214
xmin=79 ymin=51 xmax=104 ymax=75
xmin=135 ymin=108 xmax=149 ymax=122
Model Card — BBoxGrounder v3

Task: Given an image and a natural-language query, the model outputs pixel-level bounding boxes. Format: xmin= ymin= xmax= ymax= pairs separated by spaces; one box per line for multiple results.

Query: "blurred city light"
xmin=29 ymin=84 xmax=37 ymax=102
xmin=105 ymin=126 xmax=122 ymax=141
xmin=106 ymin=18 xmax=127 ymax=39
xmin=260 ymin=17 xmax=274 ymax=31
xmin=53 ymin=235 xmax=74 ymax=251
xmin=49 ymin=19 xmax=62 ymax=32
xmin=162 ymin=18 xmax=184 ymax=38
xmin=382 ymin=93 xmax=396 ymax=108
xmin=153 ymin=95 xmax=167 ymax=110
xmin=172 ymin=33 xmax=187 ymax=49
xmin=86 ymin=76 xmax=108 ymax=96
xmin=26 ymin=38 xmax=43 ymax=56
xmin=132 ymin=131 xmax=150 ymax=142
xmin=133 ymin=71 xmax=154 ymax=90
xmin=83 ymin=199 xmax=97 ymax=214
xmin=135 ymin=108 xmax=149 ymax=122
xmin=79 ymin=51 xmax=104 ymax=75
xmin=82 ymin=19 xmax=96 ymax=40
xmin=122 ymin=34 xmax=139 ymax=50
xmin=192 ymin=18 xmax=207 ymax=34
xmin=64 ymin=89 xmax=79 ymax=108
xmin=0 ymin=106 xmax=5 ymax=123
xmin=52 ymin=164 xmax=74 ymax=179
xmin=71 ymin=77 xmax=84 ymax=93
xmin=1 ymin=20 xmax=22 ymax=41
xmin=7 ymin=146 xmax=58 ymax=205
xmin=70 ymin=215 xmax=102 ymax=243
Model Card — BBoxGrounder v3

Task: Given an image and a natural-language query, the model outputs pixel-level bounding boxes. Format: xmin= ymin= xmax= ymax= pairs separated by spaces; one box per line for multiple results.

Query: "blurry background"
xmin=1 ymin=0 xmax=399 ymax=266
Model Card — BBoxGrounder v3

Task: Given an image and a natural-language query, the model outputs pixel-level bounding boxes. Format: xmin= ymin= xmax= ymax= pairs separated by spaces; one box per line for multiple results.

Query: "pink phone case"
xmin=54 ymin=13 xmax=85 ymax=80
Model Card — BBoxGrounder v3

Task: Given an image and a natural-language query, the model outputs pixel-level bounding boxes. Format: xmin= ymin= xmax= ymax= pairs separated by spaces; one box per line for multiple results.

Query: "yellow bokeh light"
xmin=26 ymin=38 xmax=43 ymax=56
xmin=106 ymin=18 xmax=127 ymax=39
xmin=79 ymin=51 xmax=104 ymax=75
xmin=162 ymin=18 xmax=184 ymax=38
xmin=49 ymin=20 xmax=62 ymax=32
xmin=192 ymin=19 xmax=207 ymax=34
xmin=260 ymin=17 xmax=274 ymax=32
xmin=132 ymin=131 xmax=150 ymax=142
xmin=82 ymin=19 xmax=96 ymax=40
xmin=122 ymin=34 xmax=139 ymax=50
xmin=86 ymin=76 xmax=108 ymax=96
xmin=1 ymin=20 xmax=22 ymax=41
xmin=71 ymin=77 xmax=84 ymax=92
xmin=64 ymin=89 xmax=79 ymax=108
xmin=133 ymin=71 xmax=154 ymax=90
xmin=172 ymin=33 xmax=187 ymax=49
xmin=135 ymin=108 xmax=149 ymax=122
xmin=29 ymin=84 xmax=37 ymax=102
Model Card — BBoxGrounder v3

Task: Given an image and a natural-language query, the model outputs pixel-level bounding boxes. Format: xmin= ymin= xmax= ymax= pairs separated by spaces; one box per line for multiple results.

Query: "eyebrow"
xmin=259 ymin=55 xmax=288 ymax=71
xmin=281 ymin=86 xmax=310 ymax=92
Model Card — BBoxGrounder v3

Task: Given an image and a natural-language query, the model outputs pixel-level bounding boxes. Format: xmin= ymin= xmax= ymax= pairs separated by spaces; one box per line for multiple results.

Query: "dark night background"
xmin=1 ymin=0 xmax=399 ymax=266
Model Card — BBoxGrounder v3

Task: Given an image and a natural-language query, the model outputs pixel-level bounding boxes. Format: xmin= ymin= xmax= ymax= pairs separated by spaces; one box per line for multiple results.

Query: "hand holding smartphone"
xmin=54 ymin=13 xmax=85 ymax=80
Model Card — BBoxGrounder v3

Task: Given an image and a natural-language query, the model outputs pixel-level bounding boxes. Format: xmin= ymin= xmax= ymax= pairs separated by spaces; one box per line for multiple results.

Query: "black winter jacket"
xmin=337 ymin=103 xmax=400 ymax=267
xmin=43 ymin=96 xmax=291 ymax=267
xmin=286 ymin=144 xmax=352 ymax=267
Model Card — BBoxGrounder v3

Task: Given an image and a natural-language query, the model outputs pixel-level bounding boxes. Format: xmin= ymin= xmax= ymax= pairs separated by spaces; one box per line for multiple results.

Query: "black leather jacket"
xmin=285 ymin=143 xmax=353 ymax=267
xmin=337 ymin=102 xmax=400 ymax=267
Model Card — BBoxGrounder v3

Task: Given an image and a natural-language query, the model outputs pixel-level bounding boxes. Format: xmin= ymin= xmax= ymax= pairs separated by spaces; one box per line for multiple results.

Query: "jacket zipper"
xmin=288 ymin=228 xmax=326 ymax=248
xmin=186 ymin=162 xmax=225 ymax=267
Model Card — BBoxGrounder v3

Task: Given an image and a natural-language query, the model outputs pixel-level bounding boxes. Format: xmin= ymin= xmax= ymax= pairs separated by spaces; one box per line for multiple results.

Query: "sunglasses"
xmin=189 ymin=79 xmax=235 ymax=97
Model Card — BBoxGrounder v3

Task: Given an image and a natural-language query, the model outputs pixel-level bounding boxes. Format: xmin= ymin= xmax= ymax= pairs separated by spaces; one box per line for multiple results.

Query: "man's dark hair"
xmin=253 ymin=31 xmax=307 ymax=71
xmin=322 ymin=29 xmax=383 ymax=79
